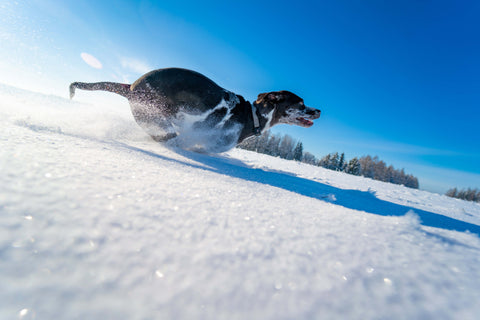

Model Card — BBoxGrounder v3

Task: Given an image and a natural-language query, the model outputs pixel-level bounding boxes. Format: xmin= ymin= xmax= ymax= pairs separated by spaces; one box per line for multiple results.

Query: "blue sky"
xmin=1 ymin=0 xmax=479 ymax=193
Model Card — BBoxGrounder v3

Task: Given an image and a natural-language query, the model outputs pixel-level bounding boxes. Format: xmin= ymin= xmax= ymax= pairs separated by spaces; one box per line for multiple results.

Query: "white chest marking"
xmin=261 ymin=109 xmax=275 ymax=133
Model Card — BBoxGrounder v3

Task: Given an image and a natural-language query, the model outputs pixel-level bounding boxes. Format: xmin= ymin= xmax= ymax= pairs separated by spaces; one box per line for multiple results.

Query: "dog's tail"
xmin=69 ymin=82 xmax=131 ymax=99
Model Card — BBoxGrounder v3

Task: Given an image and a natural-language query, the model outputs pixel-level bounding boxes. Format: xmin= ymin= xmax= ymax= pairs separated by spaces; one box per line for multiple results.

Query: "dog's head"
xmin=255 ymin=91 xmax=321 ymax=128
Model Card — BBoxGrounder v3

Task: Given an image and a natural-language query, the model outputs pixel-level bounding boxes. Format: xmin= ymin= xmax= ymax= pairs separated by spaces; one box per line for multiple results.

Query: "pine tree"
xmin=405 ymin=174 xmax=419 ymax=189
xmin=302 ymin=152 xmax=318 ymax=165
xmin=318 ymin=153 xmax=330 ymax=169
xmin=265 ymin=133 xmax=281 ymax=156
xmin=446 ymin=188 xmax=458 ymax=198
xmin=255 ymin=131 xmax=270 ymax=154
xmin=386 ymin=165 xmax=395 ymax=183
xmin=345 ymin=157 xmax=360 ymax=175
xmin=338 ymin=153 xmax=345 ymax=171
xmin=331 ymin=152 xmax=340 ymax=170
xmin=359 ymin=155 xmax=374 ymax=178
xmin=237 ymin=136 xmax=256 ymax=151
xmin=278 ymin=135 xmax=295 ymax=160
xmin=293 ymin=142 xmax=303 ymax=161
xmin=373 ymin=159 xmax=387 ymax=182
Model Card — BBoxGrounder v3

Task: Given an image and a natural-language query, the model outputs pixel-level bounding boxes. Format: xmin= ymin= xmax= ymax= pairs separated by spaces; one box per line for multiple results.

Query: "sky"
xmin=0 ymin=0 xmax=479 ymax=193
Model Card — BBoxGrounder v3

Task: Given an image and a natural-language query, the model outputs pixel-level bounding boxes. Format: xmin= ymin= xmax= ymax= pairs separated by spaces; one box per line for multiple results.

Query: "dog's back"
xmin=130 ymin=68 xmax=228 ymax=116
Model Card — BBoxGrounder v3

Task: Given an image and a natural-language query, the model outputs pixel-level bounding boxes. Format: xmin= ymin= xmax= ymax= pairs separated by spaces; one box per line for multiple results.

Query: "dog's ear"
xmin=256 ymin=92 xmax=284 ymax=104
xmin=256 ymin=93 xmax=268 ymax=104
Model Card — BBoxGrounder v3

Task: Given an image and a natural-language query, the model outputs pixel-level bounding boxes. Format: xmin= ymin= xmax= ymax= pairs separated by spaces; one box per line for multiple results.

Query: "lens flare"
xmin=80 ymin=52 xmax=102 ymax=69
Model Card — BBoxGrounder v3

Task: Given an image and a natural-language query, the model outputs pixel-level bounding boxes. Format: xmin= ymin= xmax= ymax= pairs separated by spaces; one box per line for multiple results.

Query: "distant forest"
xmin=445 ymin=188 xmax=480 ymax=202
xmin=237 ymin=131 xmax=419 ymax=189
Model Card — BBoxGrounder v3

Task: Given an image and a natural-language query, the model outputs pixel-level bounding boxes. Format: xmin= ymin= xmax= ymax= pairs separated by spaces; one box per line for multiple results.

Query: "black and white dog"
xmin=70 ymin=68 xmax=320 ymax=151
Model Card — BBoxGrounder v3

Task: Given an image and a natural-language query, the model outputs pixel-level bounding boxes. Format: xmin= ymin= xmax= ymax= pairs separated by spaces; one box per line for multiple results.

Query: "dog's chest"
xmin=169 ymin=91 xmax=244 ymax=153
xmin=174 ymin=90 xmax=240 ymax=128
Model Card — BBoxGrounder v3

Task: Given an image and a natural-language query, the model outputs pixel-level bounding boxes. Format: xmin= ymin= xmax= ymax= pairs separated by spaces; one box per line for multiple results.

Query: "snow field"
xmin=1 ymin=85 xmax=480 ymax=319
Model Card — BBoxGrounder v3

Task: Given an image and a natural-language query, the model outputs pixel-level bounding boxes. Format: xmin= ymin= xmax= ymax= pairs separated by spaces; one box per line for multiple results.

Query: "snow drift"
xmin=1 ymin=84 xmax=480 ymax=320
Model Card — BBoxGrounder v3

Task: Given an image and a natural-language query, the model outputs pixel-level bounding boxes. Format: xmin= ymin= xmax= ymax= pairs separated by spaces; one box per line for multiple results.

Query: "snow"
xmin=1 ymin=84 xmax=480 ymax=320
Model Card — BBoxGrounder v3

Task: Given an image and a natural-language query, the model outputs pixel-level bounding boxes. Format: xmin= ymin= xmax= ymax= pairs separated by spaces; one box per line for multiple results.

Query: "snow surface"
xmin=1 ymin=84 xmax=480 ymax=320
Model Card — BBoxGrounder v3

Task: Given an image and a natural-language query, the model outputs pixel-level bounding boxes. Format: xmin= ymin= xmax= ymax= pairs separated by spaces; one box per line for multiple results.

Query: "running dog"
xmin=70 ymin=68 xmax=320 ymax=150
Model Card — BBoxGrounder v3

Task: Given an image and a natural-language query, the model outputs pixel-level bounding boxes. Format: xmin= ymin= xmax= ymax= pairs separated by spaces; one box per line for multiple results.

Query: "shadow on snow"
xmin=121 ymin=142 xmax=480 ymax=238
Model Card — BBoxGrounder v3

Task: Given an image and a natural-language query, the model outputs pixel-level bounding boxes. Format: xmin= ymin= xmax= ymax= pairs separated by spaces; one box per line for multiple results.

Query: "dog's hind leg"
xmin=151 ymin=132 xmax=177 ymax=142
xmin=136 ymin=117 xmax=177 ymax=142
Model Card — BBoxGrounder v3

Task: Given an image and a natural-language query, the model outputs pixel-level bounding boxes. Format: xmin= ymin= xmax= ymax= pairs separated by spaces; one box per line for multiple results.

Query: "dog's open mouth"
xmin=297 ymin=117 xmax=314 ymax=127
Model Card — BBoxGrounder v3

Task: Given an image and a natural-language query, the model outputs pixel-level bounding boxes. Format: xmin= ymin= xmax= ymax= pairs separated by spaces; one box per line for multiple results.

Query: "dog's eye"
xmin=298 ymin=103 xmax=305 ymax=111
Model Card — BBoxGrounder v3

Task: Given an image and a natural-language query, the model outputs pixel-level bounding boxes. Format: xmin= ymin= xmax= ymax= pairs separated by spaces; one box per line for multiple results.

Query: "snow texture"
xmin=1 ymin=84 xmax=480 ymax=320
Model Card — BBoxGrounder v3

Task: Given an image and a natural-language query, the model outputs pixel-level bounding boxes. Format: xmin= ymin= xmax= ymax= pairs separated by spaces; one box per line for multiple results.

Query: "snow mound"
xmin=1 ymin=85 xmax=480 ymax=320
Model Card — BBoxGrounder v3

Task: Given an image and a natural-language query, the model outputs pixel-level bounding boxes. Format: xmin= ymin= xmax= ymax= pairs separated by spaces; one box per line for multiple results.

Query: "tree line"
xmin=238 ymin=131 xmax=304 ymax=161
xmin=237 ymin=131 xmax=419 ymax=189
xmin=445 ymin=188 xmax=480 ymax=202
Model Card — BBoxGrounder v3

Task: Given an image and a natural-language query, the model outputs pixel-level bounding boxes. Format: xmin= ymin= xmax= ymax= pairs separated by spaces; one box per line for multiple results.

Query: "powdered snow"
xmin=1 ymin=84 xmax=480 ymax=320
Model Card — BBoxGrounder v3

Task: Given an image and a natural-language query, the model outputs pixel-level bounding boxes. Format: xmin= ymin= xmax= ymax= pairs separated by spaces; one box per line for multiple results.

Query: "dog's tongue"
xmin=297 ymin=117 xmax=314 ymax=127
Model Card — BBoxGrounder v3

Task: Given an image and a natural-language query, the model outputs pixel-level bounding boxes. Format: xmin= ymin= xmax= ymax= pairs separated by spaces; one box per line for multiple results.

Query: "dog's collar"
xmin=251 ymin=103 xmax=261 ymax=135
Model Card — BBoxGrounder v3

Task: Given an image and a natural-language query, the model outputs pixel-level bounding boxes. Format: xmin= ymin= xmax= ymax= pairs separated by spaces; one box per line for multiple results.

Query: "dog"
xmin=70 ymin=68 xmax=320 ymax=151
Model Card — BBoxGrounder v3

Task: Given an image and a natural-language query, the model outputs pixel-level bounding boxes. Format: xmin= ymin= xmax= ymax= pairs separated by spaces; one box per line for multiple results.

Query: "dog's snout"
xmin=306 ymin=107 xmax=321 ymax=118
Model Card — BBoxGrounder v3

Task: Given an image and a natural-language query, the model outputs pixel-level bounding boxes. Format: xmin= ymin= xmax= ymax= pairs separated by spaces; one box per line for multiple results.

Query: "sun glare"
xmin=80 ymin=52 xmax=103 ymax=69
